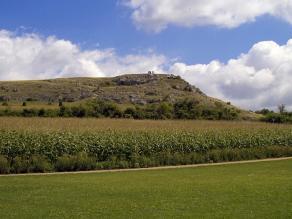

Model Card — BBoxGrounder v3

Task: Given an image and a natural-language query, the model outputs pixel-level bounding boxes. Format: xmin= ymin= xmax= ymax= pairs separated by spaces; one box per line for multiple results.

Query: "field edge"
xmin=1 ymin=156 xmax=292 ymax=177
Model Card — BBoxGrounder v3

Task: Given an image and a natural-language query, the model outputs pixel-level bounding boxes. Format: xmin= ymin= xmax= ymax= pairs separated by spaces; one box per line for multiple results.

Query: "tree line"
xmin=256 ymin=104 xmax=292 ymax=123
xmin=0 ymin=99 xmax=239 ymax=120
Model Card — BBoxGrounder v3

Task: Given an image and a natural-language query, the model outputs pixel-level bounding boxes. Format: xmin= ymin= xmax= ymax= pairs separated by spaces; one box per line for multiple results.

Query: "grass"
xmin=0 ymin=159 xmax=291 ymax=218
xmin=0 ymin=101 xmax=89 ymax=111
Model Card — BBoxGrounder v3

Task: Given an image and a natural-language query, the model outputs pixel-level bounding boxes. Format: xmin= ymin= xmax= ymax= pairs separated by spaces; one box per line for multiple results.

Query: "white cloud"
xmin=0 ymin=30 xmax=166 ymax=80
xmin=124 ymin=0 xmax=292 ymax=32
xmin=170 ymin=40 xmax=292 ymax=110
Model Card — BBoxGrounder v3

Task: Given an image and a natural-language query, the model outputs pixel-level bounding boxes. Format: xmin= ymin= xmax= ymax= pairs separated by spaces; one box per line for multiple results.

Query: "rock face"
xmin=0 ymin=73 xmax=207 ymax=105
xmin=113 ymin=73 xmax=159 ymax=86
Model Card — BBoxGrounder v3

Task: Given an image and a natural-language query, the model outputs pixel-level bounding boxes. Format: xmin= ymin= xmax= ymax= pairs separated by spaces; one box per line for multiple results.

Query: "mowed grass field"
xmin=0 ymin=159 xmax=292 ymax=218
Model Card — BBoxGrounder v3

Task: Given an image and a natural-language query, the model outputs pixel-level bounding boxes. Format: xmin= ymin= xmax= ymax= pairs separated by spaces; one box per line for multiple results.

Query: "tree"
xmin=278 ymin=104 xmax=286 ymax=114
xmin=58 ymin=99 xmax=63 ymax=107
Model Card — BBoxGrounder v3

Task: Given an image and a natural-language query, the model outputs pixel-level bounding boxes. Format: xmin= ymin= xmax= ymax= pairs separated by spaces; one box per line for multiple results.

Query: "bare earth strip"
xmin=1 ymin=156 xmax=292 ymax=177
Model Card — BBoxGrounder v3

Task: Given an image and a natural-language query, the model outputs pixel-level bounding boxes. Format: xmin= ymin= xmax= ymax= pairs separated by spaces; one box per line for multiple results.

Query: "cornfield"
xmin=0 ymin=118 xmax=292 ymax=173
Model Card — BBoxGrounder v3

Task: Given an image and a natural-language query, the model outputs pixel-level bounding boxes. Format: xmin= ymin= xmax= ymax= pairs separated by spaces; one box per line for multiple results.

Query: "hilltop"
xmin=0 ymin=73 xmax=203 ymax=103
xmin=0 ymin=73 xmax=257 ymax=120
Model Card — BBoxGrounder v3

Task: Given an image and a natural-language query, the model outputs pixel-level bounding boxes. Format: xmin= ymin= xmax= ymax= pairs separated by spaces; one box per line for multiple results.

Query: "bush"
xmin=55 ymin=155 xmax=75 ymax=172
xmin=26 ymin=98 xmax=38 ymax=102
xmin=174 ymin=99 xmax=201 ymax=119
xmin=0 ymin=156 xmax=10 ymax=174
xmin=262 ymin=112 xmax=292 ymax=124
xmin=208 ymin=150 xmax=222 ymax=163
xmin=74 ymin=152 xmax=96 ymax=171
xmin=21 ymin=109 xmax=39 ymax=117
xmin=29 ymin=156 xmax=52 ymax=173
xmin=12 ymin=157 xmax=30 ymax=173
xmin=1 ymin=146 xmax=292 ymax=174
xmin=71 ymin=106 xmax=87 ymax=118
xmin=55 ymin=153 xmax=96 ymax=172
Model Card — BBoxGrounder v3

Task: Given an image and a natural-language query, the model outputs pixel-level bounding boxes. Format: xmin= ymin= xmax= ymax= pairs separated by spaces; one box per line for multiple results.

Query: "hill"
xmin=0 ymin=73 xmax=204 ymax=103
xmin=0 ymin=73 xmax=257 ymax=120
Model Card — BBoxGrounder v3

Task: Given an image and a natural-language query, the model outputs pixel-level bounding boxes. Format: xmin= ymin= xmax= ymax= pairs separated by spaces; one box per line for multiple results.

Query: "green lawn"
xmin=0 ymin=160 xmax=292 ymax=219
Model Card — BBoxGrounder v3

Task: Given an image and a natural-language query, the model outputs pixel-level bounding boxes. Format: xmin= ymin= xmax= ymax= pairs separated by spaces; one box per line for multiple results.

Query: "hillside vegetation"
xmin=0 ymin=74 xmax=205 ymax=103
xmin=0 ymin=73 xmax=257 ymax=120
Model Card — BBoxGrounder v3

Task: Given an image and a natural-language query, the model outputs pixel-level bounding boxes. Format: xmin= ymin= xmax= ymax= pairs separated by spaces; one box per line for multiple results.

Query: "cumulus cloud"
xmin=124 ymin=0 xmax=292 ymax=32
xmin=171 ymin=40 xmax=292 ymax=110
xmin=0 ymin=30 xmax=166 ymax=80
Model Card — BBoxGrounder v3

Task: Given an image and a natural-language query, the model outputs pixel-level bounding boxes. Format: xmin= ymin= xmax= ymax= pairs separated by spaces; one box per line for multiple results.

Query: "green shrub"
xmin=74 ymin=152 xmax=96 ymax=171
xmin=55 ymin=153 xmax=96 ymax=172
xmin=21 ymin=109 xmax=39 ymax=117
xmin=29 ymin=156 xmax=52 ymax=173
xmin=10 ymin=155 xmax=52 ymax=173
xmin=12 ymin=157 xmax=30 ymax=173
xmin=208 ymin=150 xmax=222 ymax=163
xmin=190 ymin=153 xmax=205 ymax=164
xmin=55 ymin=155 xmax=75 ymax=171
xmin=0 ymin=156 xmax=10 ymax=174
xmin=116 ymin=160 xmax=130 ymax=169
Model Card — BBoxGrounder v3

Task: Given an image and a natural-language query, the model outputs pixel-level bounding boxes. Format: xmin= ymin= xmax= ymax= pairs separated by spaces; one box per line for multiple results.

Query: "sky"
xmin=1 ymin=0 xmax=292 ymax=110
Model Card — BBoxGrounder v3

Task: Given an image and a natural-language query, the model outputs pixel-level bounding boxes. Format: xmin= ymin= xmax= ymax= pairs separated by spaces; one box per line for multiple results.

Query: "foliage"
xmin=0 ymin=155 xmax=9 ymax=174
xmin=55 ymin=152 xmax=96 ymax=172
xmin=0 ymin=124 xmax=291 ymax=173
xmin=261 ymin=112 xmax=292 ymax=124
xmin=0 ymin=98 xmax=240 ymax=120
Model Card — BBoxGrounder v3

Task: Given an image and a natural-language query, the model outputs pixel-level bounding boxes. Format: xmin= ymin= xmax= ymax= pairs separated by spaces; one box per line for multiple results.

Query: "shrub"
xmin=55 ymin=153 xmax=96 ymax=172
xmin=38 ymin=108 xmax=46 ymax=117
xmin=208 ymin=150 xmax=222 ymax=163
xmin=71 ymin=106 xmax=87 ymax=118
xmin=74 ymin=152 xmax=96 ymax=171
xmin=21 ymin=109 xmax=39 ymax=117
xmin=26 ymin=98 xmax=38 ymax=102
xmin=0 ymin=156 xmax=10 ymax=174
xmin=29 ymin=156 xmax=52 ymax=173
xmin=12 ymin=157 xmax=30 ymax=173
xmin=55 ymin=155 xmax=75 ymax=172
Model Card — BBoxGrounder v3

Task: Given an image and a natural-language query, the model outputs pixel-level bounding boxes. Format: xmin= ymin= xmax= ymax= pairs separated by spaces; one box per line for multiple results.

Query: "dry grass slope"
xmin=0 ymin=74 xmax=258 ymax=120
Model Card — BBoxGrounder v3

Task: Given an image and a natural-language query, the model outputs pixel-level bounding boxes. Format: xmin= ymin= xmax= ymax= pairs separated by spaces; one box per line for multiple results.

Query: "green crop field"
xmin=0 ymin=159 xmax=292 ymax=218
xmin=0 ymin=118 xmax=292 ymax=174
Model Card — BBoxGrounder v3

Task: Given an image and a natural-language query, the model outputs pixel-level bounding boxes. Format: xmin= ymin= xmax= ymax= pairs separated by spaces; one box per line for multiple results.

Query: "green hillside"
xmin=0 ymin=73 xmax=257 ymax=120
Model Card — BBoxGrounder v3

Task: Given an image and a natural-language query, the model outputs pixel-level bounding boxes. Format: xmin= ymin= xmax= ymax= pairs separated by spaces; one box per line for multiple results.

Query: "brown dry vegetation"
xmin=0 ymin=74 xmax=258 ymax=120
xmin=0 ymin=117 xmax=289 ymax=133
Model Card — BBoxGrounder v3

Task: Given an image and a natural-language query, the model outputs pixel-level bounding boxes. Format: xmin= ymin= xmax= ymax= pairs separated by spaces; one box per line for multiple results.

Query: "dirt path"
xmin=1 ymin=157 xmax=292 ymax=177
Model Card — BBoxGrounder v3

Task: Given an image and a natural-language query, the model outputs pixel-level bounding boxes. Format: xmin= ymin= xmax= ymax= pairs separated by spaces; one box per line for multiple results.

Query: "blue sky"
xmin=1 ymin=0 xmax=292 ymax=110
xmin=1 ymin=0 xmax=292 ymax=64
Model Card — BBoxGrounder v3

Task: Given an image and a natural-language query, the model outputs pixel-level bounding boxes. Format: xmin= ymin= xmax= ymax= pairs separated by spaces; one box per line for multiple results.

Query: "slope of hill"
xmin=0 ymin=73 xmax=257 ymax=119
